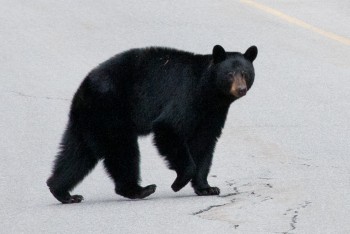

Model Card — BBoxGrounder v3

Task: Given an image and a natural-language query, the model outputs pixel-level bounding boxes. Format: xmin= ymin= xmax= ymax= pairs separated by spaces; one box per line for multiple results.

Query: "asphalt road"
xmin=1 ymin=0 xmax=349 ymax=233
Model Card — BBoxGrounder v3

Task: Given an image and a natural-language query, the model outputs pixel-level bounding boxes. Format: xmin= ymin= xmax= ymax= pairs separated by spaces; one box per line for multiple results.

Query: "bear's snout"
xmin=238 ymin=87 xmax=247 ymax=96
xmin=230 ymin=72 xmax=247 ymax=98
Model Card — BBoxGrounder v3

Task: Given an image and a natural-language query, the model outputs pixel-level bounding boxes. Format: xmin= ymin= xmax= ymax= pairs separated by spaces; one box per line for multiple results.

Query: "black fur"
xmin=47 ymin=45 xmax=258 ymax=203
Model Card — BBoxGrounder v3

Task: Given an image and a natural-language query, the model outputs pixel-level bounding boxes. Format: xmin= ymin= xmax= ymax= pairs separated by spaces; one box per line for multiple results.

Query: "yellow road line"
xmin=240 ymin=0 xmax=350 ymax=46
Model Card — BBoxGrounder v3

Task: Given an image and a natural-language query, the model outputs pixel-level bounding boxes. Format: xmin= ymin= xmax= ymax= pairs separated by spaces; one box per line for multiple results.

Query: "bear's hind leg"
xmin=102 ymin=132 xmax=156 ymax=199
xmin=153 ymin=121 xmax=196 ymax=192
xmin=47 ymin=132 xmax=98 ymax=204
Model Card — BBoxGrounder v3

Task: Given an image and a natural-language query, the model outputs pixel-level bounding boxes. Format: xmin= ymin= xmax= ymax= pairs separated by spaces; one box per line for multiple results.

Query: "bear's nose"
xmin=238 ymin=87 xmax=247 ymax=96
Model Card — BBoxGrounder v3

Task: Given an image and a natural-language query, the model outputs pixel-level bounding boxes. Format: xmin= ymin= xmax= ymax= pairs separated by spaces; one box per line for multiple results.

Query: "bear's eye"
xmin=227 ymin=72 xmax=235 ymax=80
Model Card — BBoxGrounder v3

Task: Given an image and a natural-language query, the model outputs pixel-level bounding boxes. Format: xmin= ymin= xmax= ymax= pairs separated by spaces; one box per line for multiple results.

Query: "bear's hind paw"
xmin=116 ymin=184 xmax=157 ymax=199
xmin=64 ymin=195 xmax=84 ymax=204
xmin=49 ymin=187 xmax=84 ymax=204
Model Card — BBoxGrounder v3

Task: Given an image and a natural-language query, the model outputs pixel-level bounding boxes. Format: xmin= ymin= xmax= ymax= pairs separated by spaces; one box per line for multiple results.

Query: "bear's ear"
xmin=244 ymin=45 xmax=258 ymax=63
xmin=212 ymin=45 xmax=226 ymax=64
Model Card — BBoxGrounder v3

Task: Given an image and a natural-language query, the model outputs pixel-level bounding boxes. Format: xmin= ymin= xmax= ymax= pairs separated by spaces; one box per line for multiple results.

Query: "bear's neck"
xmin=199 ymin=68 xmax=236 ymax=109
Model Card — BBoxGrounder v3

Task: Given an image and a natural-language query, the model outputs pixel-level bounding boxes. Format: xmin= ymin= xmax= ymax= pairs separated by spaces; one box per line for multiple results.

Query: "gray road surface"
xmin=1 ymin=0 xmax=349 ymax=233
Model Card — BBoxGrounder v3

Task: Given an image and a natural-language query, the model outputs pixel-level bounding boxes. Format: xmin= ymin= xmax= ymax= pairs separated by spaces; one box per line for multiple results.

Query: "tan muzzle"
xmin=230 ymin=72 xmax=247 ymax=98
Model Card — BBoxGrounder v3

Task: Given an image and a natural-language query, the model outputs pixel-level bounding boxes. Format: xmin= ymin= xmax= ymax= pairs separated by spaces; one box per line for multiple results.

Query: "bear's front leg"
xmin=153 ymin=121 xmax=196 ymax=192
xmin=189 ymin=132 xmax=221 ymax=196
xmin=191 ymin=159 xmax=220 ymax=196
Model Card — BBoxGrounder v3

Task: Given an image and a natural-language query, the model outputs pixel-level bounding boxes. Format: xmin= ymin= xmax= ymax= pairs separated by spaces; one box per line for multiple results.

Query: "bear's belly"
xmin=130 ymin=107 xmax=161 ymax=136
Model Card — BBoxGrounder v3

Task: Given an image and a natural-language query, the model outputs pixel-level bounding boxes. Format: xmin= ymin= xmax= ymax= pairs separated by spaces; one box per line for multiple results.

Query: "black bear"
xmin=47 ymin=45 xmax=258 ymax=204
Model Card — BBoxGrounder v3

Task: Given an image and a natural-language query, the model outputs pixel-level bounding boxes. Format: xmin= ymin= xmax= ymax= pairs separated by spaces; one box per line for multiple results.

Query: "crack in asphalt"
xmin=7 ymin=91 xmax=69 ymax=101
xmin=282 ymin=213 xmax=298 ymax=234
xmin=282 ymin=201 xmax=312 ymax=234
xmin=291 ymin=214 xmax=298 ymax=230
xmin=219 ymin=192 xmax=238 ymax=198
xmin=193 ymin=182 xmax=239 ymax=216
xmin=219 ymin=186 xmax=239 ymax=198
xmin=192 ymin=181 xmax=278 ymax=230
xmin=192 ymin=182 xmax=240 ymax=224
xmin=192 ymin=203 xmax=231 ymax=215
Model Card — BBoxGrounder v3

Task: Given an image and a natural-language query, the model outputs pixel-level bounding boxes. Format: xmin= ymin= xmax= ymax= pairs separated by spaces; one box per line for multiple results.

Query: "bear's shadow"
xmin=47 ymin=193 xmax=210 ymax=207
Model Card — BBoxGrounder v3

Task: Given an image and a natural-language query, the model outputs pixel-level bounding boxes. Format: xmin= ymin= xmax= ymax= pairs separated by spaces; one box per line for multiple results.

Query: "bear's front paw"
xmin=194 ymin=187 xmax=220 ymax=196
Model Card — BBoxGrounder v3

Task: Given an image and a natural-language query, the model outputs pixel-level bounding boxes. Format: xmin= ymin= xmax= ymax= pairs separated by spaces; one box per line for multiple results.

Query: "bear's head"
xmin=211 ymin=45 xmax=258 ymax=99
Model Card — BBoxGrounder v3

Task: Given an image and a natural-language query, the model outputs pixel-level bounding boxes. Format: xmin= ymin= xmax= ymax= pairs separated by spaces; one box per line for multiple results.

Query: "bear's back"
xmin=126 ymin=48 xmax=211 ymax=135
xmin=76 ymin=47 xmax=212 ymax=135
